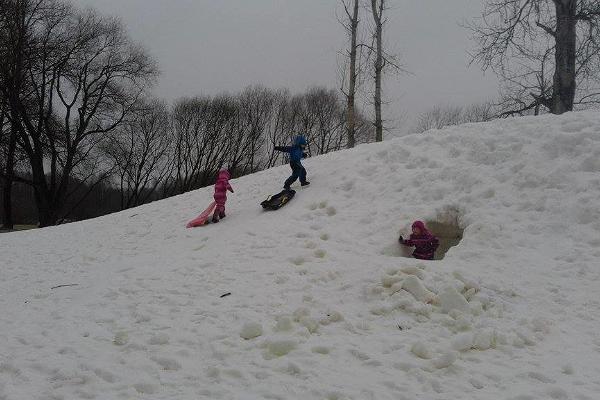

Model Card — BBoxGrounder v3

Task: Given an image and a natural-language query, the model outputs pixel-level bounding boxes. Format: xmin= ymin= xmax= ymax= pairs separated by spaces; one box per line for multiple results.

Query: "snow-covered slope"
xmin=2 ymin=112 xmax=600 ymax=400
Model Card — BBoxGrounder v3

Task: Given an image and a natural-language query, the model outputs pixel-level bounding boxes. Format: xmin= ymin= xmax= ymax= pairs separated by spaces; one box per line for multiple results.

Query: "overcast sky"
xmin=74 ymin=0 xmax=499 ymax=132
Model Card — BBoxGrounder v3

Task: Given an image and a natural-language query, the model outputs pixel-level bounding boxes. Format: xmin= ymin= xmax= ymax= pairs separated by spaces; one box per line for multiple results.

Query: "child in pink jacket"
xmin=212 ymin=169 xmax=234 ymax=223
xmin=399 ymin=220 xmax=439 ymax=260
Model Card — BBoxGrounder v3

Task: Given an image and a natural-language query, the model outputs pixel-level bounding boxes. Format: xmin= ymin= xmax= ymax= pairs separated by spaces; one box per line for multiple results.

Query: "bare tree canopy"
xmin=105 ymin=99 xmax=173 ymax=209
xmin=469 ymin=0 xmax=600 ymax=115
xmin=415 ymin=102 xmax=497 ymax=133
xmin=0 ymin=0 xmax=158 ymax=226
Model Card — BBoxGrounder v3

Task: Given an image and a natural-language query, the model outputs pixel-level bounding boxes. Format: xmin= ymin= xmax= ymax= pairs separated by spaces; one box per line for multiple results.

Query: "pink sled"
xmin=186 ymin=202 xmax=217 ymax=228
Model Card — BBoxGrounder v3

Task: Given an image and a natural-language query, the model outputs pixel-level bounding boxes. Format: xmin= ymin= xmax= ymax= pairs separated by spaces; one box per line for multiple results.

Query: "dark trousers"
xmin=284 ymin=161 xmax=306 ymax=188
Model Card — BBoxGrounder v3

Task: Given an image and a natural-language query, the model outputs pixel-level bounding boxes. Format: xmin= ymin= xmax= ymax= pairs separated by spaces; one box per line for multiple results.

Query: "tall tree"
xmin=368 ymin=0 xmax=403 ymax=141
xmin=370 ymin=0 xmax=384 ymax=142
xmin=469 ymin=0 xmax=600 ymax=115
xmin=0 ymin=0 xmax=29 ymax=229
xmin=340 ymin=0 xmax=360 ymax=148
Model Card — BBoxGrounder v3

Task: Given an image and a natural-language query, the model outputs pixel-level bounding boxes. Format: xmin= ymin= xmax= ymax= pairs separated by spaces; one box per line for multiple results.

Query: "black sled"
xmin=260 ymin=189 xmax=296 ymax=210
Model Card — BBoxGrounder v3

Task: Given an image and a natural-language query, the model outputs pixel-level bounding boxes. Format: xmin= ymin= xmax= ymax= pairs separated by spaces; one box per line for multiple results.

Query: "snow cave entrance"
xmin=425 ymin=220 xmax=463 ymax=260
xmin=384 ymin=207 xmax=464 ymax=260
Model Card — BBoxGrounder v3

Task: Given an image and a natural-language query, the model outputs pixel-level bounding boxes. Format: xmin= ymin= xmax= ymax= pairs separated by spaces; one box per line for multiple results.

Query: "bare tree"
xmin=339 ymin=0 xmax=361 ymax=148
xmin=0 ymin=100 xmax=9 ymax=227
xmin=264 ymin=86 xmax=369 ymax=167
xmin=168 ymin=95 xmax=236 ymax=195
xmin=1 ymin=1 xmax=157 ymax=226
xmin=370 ymin=0 xmax=384 ymax=141
xmin=469 ymin=0 xmax=600 ymax=115
xmin=367 ymin=0 xmax=405 ymax=141
xmin=494 ymin=45 xmax=555 ymax=116
xmin=0 ymin=0 xmax=30 ymax=229
xmin=415 ymin=102 xmax=497 ymax=133
xmin=305 ymin=87 xmax=345 ymax=154
xmin=264 ymin=89 xmax=292 ymax=168
xmin=230 ymin=85 xmax=275 ymax=174
xmin=106 ymin=100 xmax=173 ymax=209
xmin=415 ymin=105 xmax=464 ymax=133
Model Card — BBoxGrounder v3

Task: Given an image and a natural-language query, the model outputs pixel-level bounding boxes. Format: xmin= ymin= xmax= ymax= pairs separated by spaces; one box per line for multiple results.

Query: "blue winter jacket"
xmin=275 ymin=136 xmax=307 ymax=163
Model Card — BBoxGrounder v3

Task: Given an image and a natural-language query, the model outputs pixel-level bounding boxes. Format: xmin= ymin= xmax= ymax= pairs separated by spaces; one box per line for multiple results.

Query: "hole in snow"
xmin=383 ymin=206 xmax=464 ymax=260
xmin=425 ymin=220 xmax=463 ymax=260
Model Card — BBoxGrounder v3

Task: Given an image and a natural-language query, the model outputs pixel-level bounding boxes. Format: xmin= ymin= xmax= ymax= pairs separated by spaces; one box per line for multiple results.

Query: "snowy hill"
xmin=1 ymin=112 xmax=600 ymax=400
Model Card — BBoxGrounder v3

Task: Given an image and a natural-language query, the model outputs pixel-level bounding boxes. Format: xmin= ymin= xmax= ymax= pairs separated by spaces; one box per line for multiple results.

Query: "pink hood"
xmin=412 ymin=220 xmax=432 ymax=237
xmin=217 ymin=169 xmax=230 ymax=181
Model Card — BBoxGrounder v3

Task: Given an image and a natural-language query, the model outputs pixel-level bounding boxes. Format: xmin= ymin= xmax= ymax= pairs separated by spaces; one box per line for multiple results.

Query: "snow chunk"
xmin=562 ymin=364 xmax=574 ymax=375
xmin=452 ymin=333 xmax=474 ymax=352
xmin=470 ymin=378 xmax=485 ymax=389
xmin=299 ymin=317 xmax=319 ymax=333
xmin=240 ymin=322 xmax=263 ymax=340
xmin=267 ymin=339 xmax=297 ymax=357
xmin=390 ymin=281 xmax=405 ymax=294
xmin=473 ymin=329 xmax=495 ymax=350
xmin=402 ymin=275 xmax=436 ymax=303
xmin=411 ymin=342 xmax=432 ymax=359
xmin=274 ymin=316 xmax=294 ymax=332
xmin=314 ymin=249 xmax=327 ymax=258
xmin=382 ymin=275 xmax=403 ymax=288
xmin=438 ymin=285 xmax=469 ymax=313
xmin=400 ymin=265 xmax=425 ymax=279
xmin=448 ymin=311 xmax=473 ymax=331
xmin=431 ymin=351 xmax=458 ymax=369
xmin=320 ymin=311 xmax=344 ymax=325
xmin=453 ymin=270 xmax=480 ymax=291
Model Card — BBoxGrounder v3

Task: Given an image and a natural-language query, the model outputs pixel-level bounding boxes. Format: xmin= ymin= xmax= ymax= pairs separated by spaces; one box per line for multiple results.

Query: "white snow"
xmin=2 ymin=111 xmax=600 ymax=399
xmin=239 ymin=322 xmax=263 ymax=340
xmin=438 ymin=285 xmax=470 ymax=313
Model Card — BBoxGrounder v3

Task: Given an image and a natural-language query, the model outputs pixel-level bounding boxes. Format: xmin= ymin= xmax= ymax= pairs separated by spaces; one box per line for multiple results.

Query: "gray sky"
xmin=74 ymin=0 xmax=499 ymax=132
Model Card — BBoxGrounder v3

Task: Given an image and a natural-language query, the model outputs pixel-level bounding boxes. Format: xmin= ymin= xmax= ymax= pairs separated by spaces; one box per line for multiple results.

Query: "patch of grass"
xmin=0 ymin=224 xmax=37 ymax=233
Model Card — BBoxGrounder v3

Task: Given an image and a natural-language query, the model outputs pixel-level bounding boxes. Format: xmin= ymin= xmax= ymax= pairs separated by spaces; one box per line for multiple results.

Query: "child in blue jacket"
xmin=274 ymin=135 xmax=310 ymax=190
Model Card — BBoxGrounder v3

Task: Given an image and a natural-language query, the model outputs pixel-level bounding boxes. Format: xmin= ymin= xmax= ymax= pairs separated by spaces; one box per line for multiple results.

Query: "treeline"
xmin=0 ymin=0 xmax=372 ymax=227
xmin=1 ymin=85 xmax=373 ymax=226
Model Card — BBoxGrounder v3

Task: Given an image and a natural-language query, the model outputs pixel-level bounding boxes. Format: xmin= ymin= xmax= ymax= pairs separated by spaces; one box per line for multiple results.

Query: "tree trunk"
xmin=551 ymin=0 xmax=577 ymax=114
xmin=1 ymin=1 xmax=27 ymax=230
xmin=29 ymin=151 xmax=57 ymax=227
xmin=371 ymin=0 xmax=384 ymax=142
xmin=35 ymin=190 xmax=55 ymax=227
xmin=346 ymin=0 xmax=359 ymax=148
xmin=1 ymin=121 xmax=18 ymax=229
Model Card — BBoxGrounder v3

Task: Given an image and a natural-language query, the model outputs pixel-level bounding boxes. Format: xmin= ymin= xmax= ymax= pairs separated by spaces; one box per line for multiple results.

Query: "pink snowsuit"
xmin=400 ymin=221 xmax=439 ymax=260
xmin=213 ymin=169 xmax=234 ymax=220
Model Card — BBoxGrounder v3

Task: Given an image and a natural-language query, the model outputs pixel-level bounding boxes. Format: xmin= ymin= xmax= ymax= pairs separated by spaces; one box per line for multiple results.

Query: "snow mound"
xmin=2 ymin=112 xmax=600 ymax=399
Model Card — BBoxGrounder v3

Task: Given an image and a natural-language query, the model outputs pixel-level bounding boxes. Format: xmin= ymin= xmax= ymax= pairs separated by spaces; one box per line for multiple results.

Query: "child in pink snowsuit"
xmin=399 ymin=220 xmax=439 ymax=260
xmin=212 ymin=169 xmax=234 ymax=223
